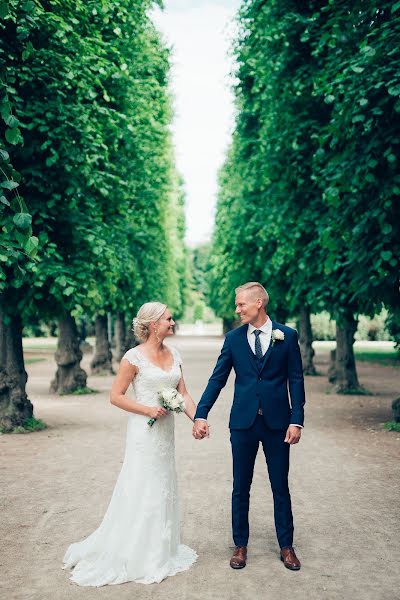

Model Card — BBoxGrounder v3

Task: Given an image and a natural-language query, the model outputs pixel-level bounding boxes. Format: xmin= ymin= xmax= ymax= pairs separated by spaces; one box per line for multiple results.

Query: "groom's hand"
xmin=192 ymin=419 xmax=209 ymax=440
xmin=284 ymin=425 xmax=302 ymax=445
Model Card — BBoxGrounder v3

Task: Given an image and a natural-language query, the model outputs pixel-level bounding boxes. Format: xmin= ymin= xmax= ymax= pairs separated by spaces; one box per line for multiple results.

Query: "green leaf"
xmin=382 ymin=223 xmax=392 ymax=235
xmin=5 ymin=115 xmax=19 ymax=128
xmin=13 ymin=212 xmax=32 ymax=229
xmin=56 ymin=276 xmax=67 ymax=287
xmin=23 ymin=1 xmax=35 ymax=11
xmin=22 ymin=42 xmax=34 ymax=61
xmin=381 ymin=250 xmax=392 ymax=261
xmin=0 ymin=1 xmax=9 ymax=18
xmin=5 ymin=127 xmax=23 ymax=145
xmin=24 ymin=236 xmax=39 ymax=257
xmin=1 ymin=180 xmax=19 ymax=190
xmin=45 ymin=152 xmax=59 ymax=167
xmin=360 ymin=46 xmax=376 ymax=56
xmin=351 ymin=66 xmax=364 ymax=74
xmin=388 ymin=85 xmax=400 ymax=97
xmin=0 ymin=149 xmax=9 ymax=161
xmin=0 ymin=195 xmax=10 ymax=206
xmin=391 ymin=1 xmax=400 ymax=13
xmin=14 ymin=229 xmax=27 ymax=246
xmin=0 ymin=100 xmax=11 ymax=120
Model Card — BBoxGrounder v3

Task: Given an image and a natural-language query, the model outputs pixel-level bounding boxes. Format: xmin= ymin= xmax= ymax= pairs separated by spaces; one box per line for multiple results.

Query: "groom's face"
xmin=235 ymin=291 xmax=262 ymax=325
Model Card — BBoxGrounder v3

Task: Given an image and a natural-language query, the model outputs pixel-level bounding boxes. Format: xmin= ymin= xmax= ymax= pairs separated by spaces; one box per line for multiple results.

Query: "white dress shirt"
xmin=248 ymin=318 xmax=272 ymax=355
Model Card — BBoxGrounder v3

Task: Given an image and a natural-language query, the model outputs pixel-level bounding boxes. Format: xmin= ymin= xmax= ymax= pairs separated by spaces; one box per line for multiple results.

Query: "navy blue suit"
xmin=195 ymin=321 xmax=305 ymax=549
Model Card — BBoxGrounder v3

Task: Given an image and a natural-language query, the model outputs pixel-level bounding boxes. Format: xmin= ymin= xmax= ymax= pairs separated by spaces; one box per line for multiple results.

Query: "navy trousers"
xmin=230 ymin=414 xmax=294 ymax=549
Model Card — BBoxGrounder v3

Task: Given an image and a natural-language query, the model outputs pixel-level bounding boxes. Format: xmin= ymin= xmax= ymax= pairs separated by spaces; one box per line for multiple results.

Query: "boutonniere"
xmin=271 ymin=329 xmax=285 ymax=347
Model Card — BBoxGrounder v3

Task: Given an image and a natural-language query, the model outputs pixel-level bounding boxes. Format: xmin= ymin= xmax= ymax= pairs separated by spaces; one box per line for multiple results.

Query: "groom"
xmin=193 ymin=282 xmax=305 ymax=570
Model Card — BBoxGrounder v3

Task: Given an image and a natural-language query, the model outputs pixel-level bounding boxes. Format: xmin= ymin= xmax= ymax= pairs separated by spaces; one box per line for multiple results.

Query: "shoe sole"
xmin=280 ymin=556 xmax=301 ymax=570
xmin=230 ymin=562 xmax=246 ymax=569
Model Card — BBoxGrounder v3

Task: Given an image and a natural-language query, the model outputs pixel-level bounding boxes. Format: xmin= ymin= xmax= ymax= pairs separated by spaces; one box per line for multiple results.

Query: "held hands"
xmin=192 ymin=419 xmax=210 ymax=440
xmin=284 ymin=425 xmax=302 ymax=445
xmin=148 ymin=406 xmax=168 ymax=420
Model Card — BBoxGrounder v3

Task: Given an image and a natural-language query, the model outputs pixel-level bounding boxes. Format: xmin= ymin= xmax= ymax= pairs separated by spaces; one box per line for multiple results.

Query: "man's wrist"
xmin=290 ymin=423 xmax=303 ymax=429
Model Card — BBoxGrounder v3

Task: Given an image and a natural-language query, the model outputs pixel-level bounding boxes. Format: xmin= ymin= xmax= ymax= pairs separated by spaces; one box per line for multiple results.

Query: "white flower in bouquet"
xmin=148 ymin=387 xmax=185 ymax=427
xmin=160 ymin=388 xmax=178 ymax=406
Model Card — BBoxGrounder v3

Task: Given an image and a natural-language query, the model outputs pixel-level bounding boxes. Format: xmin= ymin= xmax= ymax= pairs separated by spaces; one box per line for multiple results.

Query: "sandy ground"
xmin=1 ymin=336 xmax=399 ymax=600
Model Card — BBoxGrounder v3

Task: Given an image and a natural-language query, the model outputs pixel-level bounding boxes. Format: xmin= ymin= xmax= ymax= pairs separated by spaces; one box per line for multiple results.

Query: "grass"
xmin=384 ymin=421 xmax=400 ymax=433
xmin=335 ymin=385 xmax=372 ymax=396
xmin=0 ymin=417 xmax=47 ymax=434
xmin=25 ymin=357 xmax=46 ymax=365
xmin=23 ymin=344 xmax=57 ymax=351
xmin=354 ymin=347 xmax=399 ymax=366
xmin=59 ymin=386 xmax=99 ymax=396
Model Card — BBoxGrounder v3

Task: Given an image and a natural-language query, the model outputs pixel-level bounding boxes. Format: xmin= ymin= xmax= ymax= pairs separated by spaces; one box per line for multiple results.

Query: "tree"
xmin=211 ymin=0 xmax=399 ymax=391
xmin=0 ymin=0 xmax=188 ymax=427
xmin=308 ymin=1 xmax=400 ymax=390
xmin=0 ymin=0 xmax=42 ymax=430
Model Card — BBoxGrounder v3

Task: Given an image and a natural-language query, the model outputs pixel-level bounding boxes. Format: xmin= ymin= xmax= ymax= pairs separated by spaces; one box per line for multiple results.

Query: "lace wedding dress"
xmin=63 ymin=345 xmax=197 ymax=586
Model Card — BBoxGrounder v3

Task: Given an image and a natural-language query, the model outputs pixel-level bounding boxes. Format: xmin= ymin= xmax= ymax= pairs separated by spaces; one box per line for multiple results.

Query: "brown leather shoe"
xmin=280 ymin=547 xmax=301 ymax=570
xmin=230 ymin=546 xmax=247 ymax=569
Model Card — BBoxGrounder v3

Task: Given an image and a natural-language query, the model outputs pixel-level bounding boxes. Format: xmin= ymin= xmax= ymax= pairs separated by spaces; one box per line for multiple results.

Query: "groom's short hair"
xmin=235 ymin=282 xmax=269 ymax=308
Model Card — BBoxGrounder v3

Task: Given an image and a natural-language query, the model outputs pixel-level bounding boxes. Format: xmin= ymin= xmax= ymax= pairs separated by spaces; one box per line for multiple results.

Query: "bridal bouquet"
xmin=148 ymin=387 xmax=186 ymax=427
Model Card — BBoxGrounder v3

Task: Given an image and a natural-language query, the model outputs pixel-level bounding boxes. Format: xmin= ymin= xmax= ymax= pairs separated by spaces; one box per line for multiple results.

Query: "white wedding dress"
xmin=63 ymin=345 xmax=197 ymax=586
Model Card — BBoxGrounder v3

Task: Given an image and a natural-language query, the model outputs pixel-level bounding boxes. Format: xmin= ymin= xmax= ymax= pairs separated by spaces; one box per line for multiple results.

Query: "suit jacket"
xmin=194 ymin=321 xmax=305 ymax=430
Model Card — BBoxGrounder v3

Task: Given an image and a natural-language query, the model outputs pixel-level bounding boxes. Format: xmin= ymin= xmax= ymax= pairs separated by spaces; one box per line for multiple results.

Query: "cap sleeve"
xmin=171 ymin=346 xmax=182 ymax=367
xmin=122 ymin=347 xmax=140 ymax=367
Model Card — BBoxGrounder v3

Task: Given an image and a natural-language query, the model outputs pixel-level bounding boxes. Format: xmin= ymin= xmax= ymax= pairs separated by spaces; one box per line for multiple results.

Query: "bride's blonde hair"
xmin=132 ymin=302 xmax=167 ymax=342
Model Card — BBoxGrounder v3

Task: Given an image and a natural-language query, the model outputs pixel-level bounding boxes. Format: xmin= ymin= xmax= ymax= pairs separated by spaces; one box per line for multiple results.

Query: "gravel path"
xmin=1 ymin=336 xmax=399 ymax=600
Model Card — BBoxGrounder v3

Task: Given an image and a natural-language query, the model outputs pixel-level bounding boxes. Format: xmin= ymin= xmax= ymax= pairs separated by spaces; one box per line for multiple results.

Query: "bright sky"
xmin=152 ymin=0 xmax=241 ymax=247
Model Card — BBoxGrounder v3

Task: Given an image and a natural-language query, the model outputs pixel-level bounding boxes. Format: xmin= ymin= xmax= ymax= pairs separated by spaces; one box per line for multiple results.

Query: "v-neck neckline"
xmin=135 ymin=347 xmax=175 ymax=373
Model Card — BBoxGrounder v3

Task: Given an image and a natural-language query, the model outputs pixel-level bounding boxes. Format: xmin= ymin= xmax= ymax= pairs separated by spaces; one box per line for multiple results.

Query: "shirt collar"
xmin=248 ymin=317 xmax=271 ymax=334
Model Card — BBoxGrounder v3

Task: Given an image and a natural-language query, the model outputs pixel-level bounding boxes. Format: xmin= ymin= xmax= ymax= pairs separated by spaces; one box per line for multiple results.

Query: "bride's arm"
xmin=110 ymin=359 xmax=167 ymax=419
xmin=177 ymin=369 xmax=197 ymax=422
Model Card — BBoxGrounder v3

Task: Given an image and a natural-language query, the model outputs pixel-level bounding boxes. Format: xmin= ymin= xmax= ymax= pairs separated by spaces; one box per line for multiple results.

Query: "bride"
xmin=63 ymin=302 xmax=198 ymax=586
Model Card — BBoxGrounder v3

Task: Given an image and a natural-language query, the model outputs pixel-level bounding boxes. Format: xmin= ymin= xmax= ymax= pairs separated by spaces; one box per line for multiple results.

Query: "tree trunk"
xmin=78 ymin=316 xmax=92 ymax=355
xmin=107 ymin=313 xmax=114 ymax=348
xmin=90 ymin=314 xmax=114 ymax=374
xmin=114 ymin=312 xmax=127 ymax=362
xmin=334 ymin=311 xmax=361 ymax=393
xmin=298 ymin=305 xmax=317 ymax=375
xmin=223 ymin=318 xmax=239 ymax=334
xmin=392 ymin=397 xmax=400 ymax=423
xmin=124 ymin=326 xmax=137 ymax=352
xmin=0 ymin=301 xmax=33 ymax=432
xmin=274 ymin=306 xmax=289 ymax=325
xmin=50 ymin=313 xmax=87 ymax=394
xmin=328 ymin=349 xmax=336 ymax=383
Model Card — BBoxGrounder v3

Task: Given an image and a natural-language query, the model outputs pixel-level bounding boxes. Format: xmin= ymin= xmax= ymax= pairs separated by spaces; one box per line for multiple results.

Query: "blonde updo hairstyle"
xmin=132 ymin=302 xmax=167 ymax=343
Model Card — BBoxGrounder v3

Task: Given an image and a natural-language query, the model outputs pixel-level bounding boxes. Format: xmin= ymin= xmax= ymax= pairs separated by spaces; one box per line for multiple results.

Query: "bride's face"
xmin=155 ymin=308 xmax=175 ymax=339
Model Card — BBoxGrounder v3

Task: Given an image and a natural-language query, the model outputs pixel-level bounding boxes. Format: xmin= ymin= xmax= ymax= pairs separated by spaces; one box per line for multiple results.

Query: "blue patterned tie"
xmin=253 ymin=330 xmax=263 ymax=360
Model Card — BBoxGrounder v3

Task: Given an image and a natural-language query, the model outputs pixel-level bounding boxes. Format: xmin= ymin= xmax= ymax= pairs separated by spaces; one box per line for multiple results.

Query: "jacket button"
xmin=258 ymin=377 xmax=261 ymax=381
